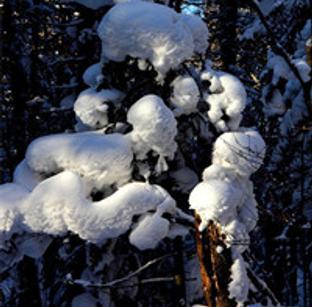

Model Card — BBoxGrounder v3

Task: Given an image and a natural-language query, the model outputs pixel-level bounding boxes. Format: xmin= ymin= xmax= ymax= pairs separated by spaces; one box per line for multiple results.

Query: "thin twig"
xmin=66 ymin=253 xmax=176 ymax=288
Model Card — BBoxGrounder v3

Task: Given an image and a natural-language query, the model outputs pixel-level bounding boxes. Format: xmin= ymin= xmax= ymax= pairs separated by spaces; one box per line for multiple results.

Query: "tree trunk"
xmin=195 ymin=215 xmax=236 ymax=307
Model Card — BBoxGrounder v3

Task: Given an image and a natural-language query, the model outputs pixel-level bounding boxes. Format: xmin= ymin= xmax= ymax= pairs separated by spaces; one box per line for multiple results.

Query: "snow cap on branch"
xmin=1 ymin=169 xmax=191 ymax=249
xmin=97 ymin=2 xmax=208 ymax=78
xmin=170 ymin=75 xmax=200 ymax=116
xmin=212 ymin=130 xmax=266 ymax=176
xmin=201 ymin=66 xmax=247 ymax=131
xmin=127 ymin=95 xmax=177 ymax=170
xmin=11 ymin=170 xmax=186 ymax=248
xmin=74 ymin=88 xmax=123 ymax=130
xmin=25 ymin=132 xmax=133 ymax=190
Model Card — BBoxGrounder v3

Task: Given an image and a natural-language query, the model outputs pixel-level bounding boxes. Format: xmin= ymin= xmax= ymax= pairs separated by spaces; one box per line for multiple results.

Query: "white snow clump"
xmin=201 ymin=66 xmax=247 ymax=131
xmin=228 ymin=251 xmax=249 ymax=306
xmin=170 ymin=75 xmax=200 ymax=116
xmin=25 ymin=132 xmax=133 ymax=190
xmin=74 ymin=88 xmax=123 ymax=129
xmin=97 ymin=2 xmax=208 ymax=78
xmin=127 ymin=94 xmax=178 ymax=171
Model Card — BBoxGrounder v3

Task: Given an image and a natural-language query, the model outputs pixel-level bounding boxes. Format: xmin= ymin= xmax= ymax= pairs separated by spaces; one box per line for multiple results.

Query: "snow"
xmin=292 ymin=59 xmax=311 ymax=82
xmin=22 ymin=171 xmax=85 ymax=236
xmin=82 ymin=62 xmax=103 ymax=88
xmin=19 ymin=171 xmax=182 ymax=246
xmin=170 ymin=75 xmax=200 ymax=116
xmin=74 ymin=88 xmax=123 ymax=130
xmin=238 ymin=196 xmax=258 ymax=233
xmin=267 ymin=54 xmax=292 ymax=84
xmin=180 ymin=13 xmax=209 ymax=55
xmin=127 ymin=95 xmax=177 ymax=171
xmin=17 ymin=234 xmax=53 ymax=259
xmin=129 ymin=213 xmax=170 ymax=250
xmin=0 ymin=183 xmax=28 ymax=247
xmin=60 ymin=94 xmax=76 ymax=110
xmin=212 ymin=130 xmax=266 ymax=176
xmin=191 ymin=130 xmax=265 ymax=232
xmin=201 ymin=66 xmax=247 ymax=131
xmin=267 ymin=53 xmax=311 ymax=84
xmin=228 ymin=251 xmax=249 ymax=306
xmin=13 ymin=159 xmax=43 ymax=191
xmin=64 ymin=180 xmax=177 ymax=244
xmin=25 ymin=132 xmax=133 ymax=190
xmin=189 ymin=130 xmax=265 ymax=306
xmin=167 ymin=223 xmax=189 ymax=239
xmin=0 ymin=168 xmax=192 ymax=248
xmin=189 ymin=180 xmax=243 ymax=230
xmin=224 ymin=220 xmax=250 ymax=253
xmin=0 ymin=183 xmax=29 ymax=210
xmin=258 ymin=0 xmax=276 ymax=16
xmin=97 ymin=2 xmax=208 ymax=78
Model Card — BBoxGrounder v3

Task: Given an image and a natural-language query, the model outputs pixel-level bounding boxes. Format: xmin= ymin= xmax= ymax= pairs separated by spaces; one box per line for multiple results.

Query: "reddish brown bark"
xmin=195 ymin=214 xmax=236 ymax=307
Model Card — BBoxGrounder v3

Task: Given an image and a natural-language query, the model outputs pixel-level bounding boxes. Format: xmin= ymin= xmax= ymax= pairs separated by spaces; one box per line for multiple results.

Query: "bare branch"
xmin=66 ymin=253 xmax=176 ymax=288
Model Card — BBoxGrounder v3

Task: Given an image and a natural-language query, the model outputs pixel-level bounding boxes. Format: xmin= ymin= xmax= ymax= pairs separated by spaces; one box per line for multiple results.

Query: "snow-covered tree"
xmin=0 ymin=1 xmax=268 ymax=306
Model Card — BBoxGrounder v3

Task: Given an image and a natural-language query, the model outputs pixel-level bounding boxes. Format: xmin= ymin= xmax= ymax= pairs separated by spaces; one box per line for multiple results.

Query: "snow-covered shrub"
xmin=0 ymin=1 xmax=265 ymax=305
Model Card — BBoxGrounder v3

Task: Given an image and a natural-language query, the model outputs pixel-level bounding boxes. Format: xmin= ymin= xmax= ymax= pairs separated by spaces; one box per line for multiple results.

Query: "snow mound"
xmin=201 ymin=67 xmax=247 ymax=131
xmin=127 ymin=95 xmax=177 ymax=171
xmin=170 ymin=75 xmax=200 ymax=116
xmin=25 ymin=132 xmax=133 ymax=190
xmin=98 ymin=2 xmax=208 ymax=78
xmin=74 ymin=88 xmax=123 ymax=129
xmin=212 ymin=130 xmax=266 ymax=176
